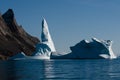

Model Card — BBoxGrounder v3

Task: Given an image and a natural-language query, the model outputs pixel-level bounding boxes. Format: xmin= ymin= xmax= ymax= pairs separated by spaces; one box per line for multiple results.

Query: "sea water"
xmin=0 ymin=58 xmax=120 ymax=80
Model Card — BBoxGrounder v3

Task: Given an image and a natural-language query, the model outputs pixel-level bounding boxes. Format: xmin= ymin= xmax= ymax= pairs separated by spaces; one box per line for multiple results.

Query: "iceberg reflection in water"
xmin=1 ymin=59 xmax=120 ymax=80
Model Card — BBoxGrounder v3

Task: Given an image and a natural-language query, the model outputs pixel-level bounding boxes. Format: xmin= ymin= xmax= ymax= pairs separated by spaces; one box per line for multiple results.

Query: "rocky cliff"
xmin=0 ymin=9 xmax=40 ymax=60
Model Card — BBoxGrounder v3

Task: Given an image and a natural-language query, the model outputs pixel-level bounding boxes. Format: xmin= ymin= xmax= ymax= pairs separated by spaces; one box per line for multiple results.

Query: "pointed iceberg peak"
xmin=41 ymin=18 xmax=56 ymax=52
xmin=42 ymin=18 xmax=48 ymax=32
xmin=41 ymin=18 xmax=49 ymax=42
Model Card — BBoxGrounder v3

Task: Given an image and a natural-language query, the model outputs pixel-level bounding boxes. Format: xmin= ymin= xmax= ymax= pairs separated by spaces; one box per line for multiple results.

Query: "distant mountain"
xmin=0 ymin=9 xmax=40 ymax=60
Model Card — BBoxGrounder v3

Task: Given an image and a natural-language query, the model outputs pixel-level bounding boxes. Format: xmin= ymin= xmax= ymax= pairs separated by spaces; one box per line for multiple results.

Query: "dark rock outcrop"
xmin=0 ymin=9 xmax=40 ymax=60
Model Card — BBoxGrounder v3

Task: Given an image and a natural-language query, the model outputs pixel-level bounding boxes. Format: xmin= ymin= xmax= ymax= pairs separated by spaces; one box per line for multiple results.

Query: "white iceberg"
xmin=9 ymin=18 xmax=117 ymax=60
xmin=41 ymin=18 xmax=56 ymax=52
xmin=8 ymin=52 xmax=26 ymax=60
xmin=31 ymin=18 xmax=56 ymax=59
xmin=9 ymin=18 xmax=56 ymax=60
xmin=51 ymin=38 xmax=117 ymax=59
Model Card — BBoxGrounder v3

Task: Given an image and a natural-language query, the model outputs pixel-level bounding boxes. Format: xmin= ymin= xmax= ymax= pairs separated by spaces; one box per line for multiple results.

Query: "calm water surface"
xmin=0 ymin=59 xmax=120 ymax=80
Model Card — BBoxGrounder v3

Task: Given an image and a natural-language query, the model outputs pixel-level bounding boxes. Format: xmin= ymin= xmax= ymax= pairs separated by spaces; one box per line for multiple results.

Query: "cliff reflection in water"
xmin=0 ymin=61 xmax=16 ymax=80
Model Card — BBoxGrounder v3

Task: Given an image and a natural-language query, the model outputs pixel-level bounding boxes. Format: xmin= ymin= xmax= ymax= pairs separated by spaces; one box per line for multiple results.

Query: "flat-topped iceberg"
xmin=51 ymin=38 xmax=117 ymax=59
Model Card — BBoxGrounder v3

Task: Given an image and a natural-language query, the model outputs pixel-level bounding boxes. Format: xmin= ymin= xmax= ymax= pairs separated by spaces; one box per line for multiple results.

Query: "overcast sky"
xmin=0 ymin=0 xmax=120 ymax=55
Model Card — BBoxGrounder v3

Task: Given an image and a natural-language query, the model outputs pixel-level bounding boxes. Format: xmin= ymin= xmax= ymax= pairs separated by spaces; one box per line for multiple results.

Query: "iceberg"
xmin=31 ymin=18 xmax=56 ymax=59
xmin=9 ymin=18 xmax=56 ymax=60
xmin=51 ymin=38 xmax=117 ymax=59
xmin=9 ymin=18 xmax=117 ymax=60
xmin=8 ymin=52 xmax=26 ymax=60
xmin=41 ymin=18 xmax=56 ymax=52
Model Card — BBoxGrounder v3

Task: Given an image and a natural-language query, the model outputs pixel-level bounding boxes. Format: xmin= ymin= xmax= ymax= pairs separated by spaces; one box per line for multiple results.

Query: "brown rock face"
xmin=0 ymin=9 xmax=40 ymax=59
